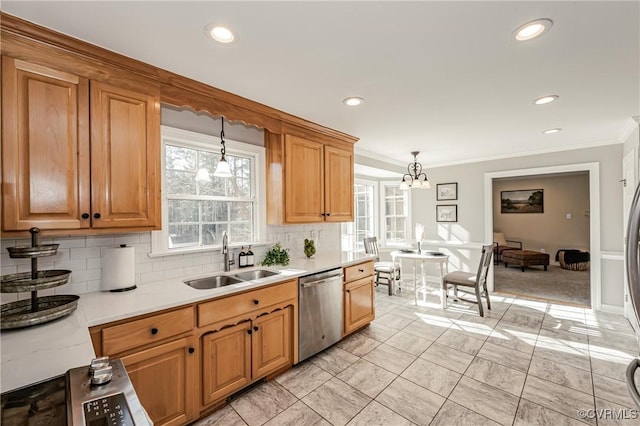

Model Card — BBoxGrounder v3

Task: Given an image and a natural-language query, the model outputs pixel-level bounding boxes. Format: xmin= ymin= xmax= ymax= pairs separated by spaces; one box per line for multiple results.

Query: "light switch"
xmin=566 ymin=213 xmax=572 ymax=220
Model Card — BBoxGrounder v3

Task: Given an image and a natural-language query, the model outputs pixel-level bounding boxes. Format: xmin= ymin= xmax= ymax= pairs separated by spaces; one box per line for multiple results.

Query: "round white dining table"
xmin=390 ymin=250 xmax=449 ymax=305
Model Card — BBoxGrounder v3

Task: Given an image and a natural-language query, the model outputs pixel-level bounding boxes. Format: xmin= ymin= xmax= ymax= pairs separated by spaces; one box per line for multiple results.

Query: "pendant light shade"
xmin=213 ymin=117 xmax=233 ymax=178
xmin=400 ymin=151 xmax=430 ymax=190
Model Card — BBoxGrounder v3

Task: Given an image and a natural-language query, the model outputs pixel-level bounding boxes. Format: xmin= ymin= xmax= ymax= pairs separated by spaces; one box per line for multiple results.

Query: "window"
xmin=342 ymin=179 xmax=377 ymax=250
xmin=341 ymin=179 xmax=411 ymax=250
xmin=152 ymin=126 xmax=265 ymax=255
xmin=382 ymin=183 xmax=410 ymax=246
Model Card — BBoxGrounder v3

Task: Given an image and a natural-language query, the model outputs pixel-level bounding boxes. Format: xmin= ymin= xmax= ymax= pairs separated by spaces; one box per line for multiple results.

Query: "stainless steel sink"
xmin=184 ymin=275 xmax=243 ymax=289
xmin=232 ymin=269 xmax=280 ymax=281
xmin=184 ymin=269 xmax=280 ymax=289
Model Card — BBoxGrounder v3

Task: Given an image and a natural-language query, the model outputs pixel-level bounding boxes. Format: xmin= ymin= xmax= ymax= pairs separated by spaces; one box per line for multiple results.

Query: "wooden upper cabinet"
xmin=267 ymin=132 xmax=354 ymax=224
xmin=1 ymin=56 xmax=161 ymax=234
xmin=284 ymin=135 xmax=325 ymax=223
xmin=1 ymin=57 xmax=90 ymax=231
xmin=324 ymin=145 xmax=354 ymax=222
xmin=90 ymin=81 xmax=160 ymax=229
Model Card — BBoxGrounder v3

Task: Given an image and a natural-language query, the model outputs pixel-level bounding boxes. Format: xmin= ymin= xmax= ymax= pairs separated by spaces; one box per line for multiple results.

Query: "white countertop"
xmin=0 ymin=251 xmax=374 ymax=392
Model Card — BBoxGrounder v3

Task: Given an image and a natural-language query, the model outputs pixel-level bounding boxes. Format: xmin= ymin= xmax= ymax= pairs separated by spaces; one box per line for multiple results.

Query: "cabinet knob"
xmin=81 ymin=213 xmax=90 ymax=219
xmin=247 ymin=329 xmax=252 ymax=335
xmin=253 ymin=326 xmax=259 ymax=332
xmin=93 ymin=213 xmax=101 ymax=219
xmin=326 ymin=212 xmax=331 ymax=216
xmin=188 ymin=347 xmax=195 ymax=354
xmin=151 ymin=327 xmax=159 ymax=335
xmin=346 ymin=289 xmax=350 ymax=293
xmin=253 ymin=299 xmax=259 ymax=305
xmin=358 ymin=268 xmax=364 ymax=273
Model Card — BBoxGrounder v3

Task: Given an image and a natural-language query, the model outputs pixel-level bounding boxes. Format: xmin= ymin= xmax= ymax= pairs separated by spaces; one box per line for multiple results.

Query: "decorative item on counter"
xmin=246 ymin=246 xmax=254 ymax=266
xmin=239 ymin=246 xmax=247 ymax=268
xmin=304 ymin=239 xmax=316 ymax=258
xmin=261 ymin=242 xmax=290 ymax=266
xmin=1 ymin=227 xmax=78 ymax=329
xmin=415 ymin=223 xmax=424 ymax=253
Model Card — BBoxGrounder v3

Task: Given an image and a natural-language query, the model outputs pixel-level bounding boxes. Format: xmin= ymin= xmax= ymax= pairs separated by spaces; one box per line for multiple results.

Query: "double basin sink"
xmin=184 ymin=269 xmax=280 ymax=290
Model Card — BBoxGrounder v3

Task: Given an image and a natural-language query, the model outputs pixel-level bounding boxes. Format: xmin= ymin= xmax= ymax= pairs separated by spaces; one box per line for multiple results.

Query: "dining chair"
xmin=363 ymin=237 xmax=401 ymax=296
xmin=441 ymin=244 xmax=494 ymax=316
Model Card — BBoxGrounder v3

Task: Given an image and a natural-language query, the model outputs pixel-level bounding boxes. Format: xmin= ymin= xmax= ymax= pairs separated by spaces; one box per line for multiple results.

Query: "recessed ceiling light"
xmin=343 ymin=97 xmax=364 ymax=107
xmin=534 ymin=95 xmax=559 ymax=105
xmin=205 ymin=24 xmax=236 ymax=44
xmin=543 ymin=128 xmax=562 ymax=134
xmin=513 ymin=19 xmax=553 ymax=41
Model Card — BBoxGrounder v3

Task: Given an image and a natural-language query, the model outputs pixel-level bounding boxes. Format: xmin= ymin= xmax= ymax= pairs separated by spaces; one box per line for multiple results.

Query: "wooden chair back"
xmin=476 ymin=244 xmax=494 ymax=287
xmin=363 ymin=237 xmax=380 ymax=260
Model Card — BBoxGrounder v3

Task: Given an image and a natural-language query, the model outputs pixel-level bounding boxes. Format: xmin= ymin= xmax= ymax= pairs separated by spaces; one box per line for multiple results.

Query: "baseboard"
xmin=599 ymin=304 xmax=624 ymax=314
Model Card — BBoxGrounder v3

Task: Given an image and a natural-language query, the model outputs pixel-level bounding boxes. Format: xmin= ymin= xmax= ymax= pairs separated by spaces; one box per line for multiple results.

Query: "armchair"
xmin=493 ymin=232 xmax=522 ymax=265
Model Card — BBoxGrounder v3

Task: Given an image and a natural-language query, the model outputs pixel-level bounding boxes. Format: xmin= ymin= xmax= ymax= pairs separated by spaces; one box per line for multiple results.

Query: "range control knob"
xmin=89 ymin=356 xmax=113 ymax=385
xmin=90 ymin=365 xmax=113 ymax=386
xmin=88 ymin=356 xmax=110 ymax=376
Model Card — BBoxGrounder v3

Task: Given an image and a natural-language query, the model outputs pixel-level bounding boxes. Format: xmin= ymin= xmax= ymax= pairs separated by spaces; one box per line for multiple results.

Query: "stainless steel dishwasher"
xmin=298 ymin=267 xmax=343 ymax=362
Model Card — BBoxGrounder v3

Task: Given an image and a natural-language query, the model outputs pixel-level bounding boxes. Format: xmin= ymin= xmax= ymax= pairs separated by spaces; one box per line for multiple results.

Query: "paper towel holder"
xmin=102 ymin=244 xmax=137 ymax=292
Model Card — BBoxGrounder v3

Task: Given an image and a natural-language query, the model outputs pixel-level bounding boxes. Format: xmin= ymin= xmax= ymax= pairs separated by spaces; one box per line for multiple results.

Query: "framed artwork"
xmin=436 ymin=182 xmax=458 ymax=201
xmin=501 ymin=189 xmax=544 ymax=213
xmin=436 ymin=205 xmax=457 ymax=222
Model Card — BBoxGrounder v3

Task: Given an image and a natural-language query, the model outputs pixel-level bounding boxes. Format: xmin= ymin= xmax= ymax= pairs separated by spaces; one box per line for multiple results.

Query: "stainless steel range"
xmin=1 ymin=357 xmax=151 ymax=425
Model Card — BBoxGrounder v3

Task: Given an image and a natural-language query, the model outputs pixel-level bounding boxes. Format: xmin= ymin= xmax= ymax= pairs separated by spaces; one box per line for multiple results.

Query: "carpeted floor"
xmin=493 ymin=262 xmax=590 ymax=307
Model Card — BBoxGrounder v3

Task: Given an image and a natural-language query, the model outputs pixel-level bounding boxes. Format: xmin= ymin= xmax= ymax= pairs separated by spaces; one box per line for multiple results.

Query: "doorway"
xmin=484 ymin=163 xmax=601 ymax=310
xmin=491 ymin=172 xmax=590 ymax=306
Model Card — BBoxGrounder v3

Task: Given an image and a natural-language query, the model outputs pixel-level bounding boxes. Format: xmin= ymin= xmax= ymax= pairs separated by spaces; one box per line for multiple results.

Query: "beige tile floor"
xmin=195 ymin=281 xmax=640 ymax=426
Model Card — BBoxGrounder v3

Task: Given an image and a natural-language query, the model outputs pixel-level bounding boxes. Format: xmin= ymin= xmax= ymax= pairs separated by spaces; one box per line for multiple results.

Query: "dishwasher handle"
xmin=301 ymin=274 xmax=343 ymax=288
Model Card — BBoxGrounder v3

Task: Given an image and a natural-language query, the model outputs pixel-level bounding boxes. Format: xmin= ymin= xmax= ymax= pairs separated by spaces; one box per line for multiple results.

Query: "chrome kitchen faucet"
xmin=221 ymin=231 xmax=235 ymax=272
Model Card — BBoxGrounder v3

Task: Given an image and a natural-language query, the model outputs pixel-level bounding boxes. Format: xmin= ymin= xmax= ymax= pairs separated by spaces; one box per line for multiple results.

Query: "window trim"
xmin=151 ymin=125 xmax=266 ymax=256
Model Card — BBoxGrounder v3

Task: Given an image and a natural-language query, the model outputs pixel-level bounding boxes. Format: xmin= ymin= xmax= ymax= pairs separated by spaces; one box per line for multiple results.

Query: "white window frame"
xmin=379 ymin=181 xmax=412 ymax=247
xmin=151 ymin=126 xmax=266 ymax=256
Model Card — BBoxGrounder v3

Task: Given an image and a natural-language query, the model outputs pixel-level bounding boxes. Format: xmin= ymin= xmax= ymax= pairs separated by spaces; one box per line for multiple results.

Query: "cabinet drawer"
xmin=102 ymin=307 xmax=194 ymax=355
xmin=344 ymin=260 xmax=374 ymax=282
xmin=198 ymin=279 xmax=297 ymax=328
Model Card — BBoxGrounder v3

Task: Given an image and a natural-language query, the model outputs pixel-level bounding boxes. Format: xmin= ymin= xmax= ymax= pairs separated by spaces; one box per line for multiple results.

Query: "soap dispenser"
xmin=239 ymin=246 xmax=247 ymax=268
xmin=246 ymin=245 xmax=254 ymax=267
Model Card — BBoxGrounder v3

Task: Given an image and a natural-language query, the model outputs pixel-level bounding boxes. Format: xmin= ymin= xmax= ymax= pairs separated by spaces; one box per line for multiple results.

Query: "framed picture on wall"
xmin=436 ymin=205 xmax=458 ymax=222
xmin=436 ymin=183 xmax=458 ymax=201
xmin=501 ymin=189 xmax=544 ymax=213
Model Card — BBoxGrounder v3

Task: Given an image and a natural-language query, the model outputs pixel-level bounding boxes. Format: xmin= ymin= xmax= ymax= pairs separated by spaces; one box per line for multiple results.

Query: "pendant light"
xmin=400 ymin=151 xmax=431 ymax=189
xmin=213 ymin=116 xmax=232 ymax=177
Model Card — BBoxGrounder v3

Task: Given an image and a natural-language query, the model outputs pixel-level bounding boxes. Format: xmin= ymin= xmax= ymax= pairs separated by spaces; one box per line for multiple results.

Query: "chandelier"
xmin=400 ymin=151 xmax=431 ymax=190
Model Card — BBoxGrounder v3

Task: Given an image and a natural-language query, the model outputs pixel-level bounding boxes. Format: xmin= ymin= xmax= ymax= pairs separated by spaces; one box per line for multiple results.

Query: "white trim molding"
xmin=484 ymin=162 xmax=602 ymax=310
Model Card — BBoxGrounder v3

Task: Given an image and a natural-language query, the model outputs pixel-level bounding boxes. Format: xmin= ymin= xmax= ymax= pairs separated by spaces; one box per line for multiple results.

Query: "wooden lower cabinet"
xmin=344 ymin=276 xmax=375 ymax=335
xmin=201 ymin=307 xmax=293 ymax=407
xmin=119 ymin=336 xmax=197 ymax=426
xmin=252 ymin=306 xmax=292 ymax=378
xmin=202 ymin=321 xmax=252 ymax=405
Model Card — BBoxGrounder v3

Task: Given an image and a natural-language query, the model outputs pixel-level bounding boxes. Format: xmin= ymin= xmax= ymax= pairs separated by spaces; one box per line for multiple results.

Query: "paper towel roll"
xmin=101 ymin=245 xmax=136 ymax=292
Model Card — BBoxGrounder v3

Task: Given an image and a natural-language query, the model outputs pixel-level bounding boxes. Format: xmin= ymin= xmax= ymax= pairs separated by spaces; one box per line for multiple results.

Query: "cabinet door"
xmin=1 ymin=57 xmax=90 ymax=231
xmin=120 ymin=337 xmax=197 ymax=426
xmin=202 ymin=322 xmax=252 ymax=406
xmin=344 ymin=277 xmax=375 ymax=335
xmin=90 ymin=81 xmax=160 ymax=229
xmin=324 ymin=145 xmax=354 ymax=222
xmin=284 ymin=135 xmax=324 ymax=223
xmin=252 ymin=307 xmax=292 ymax=378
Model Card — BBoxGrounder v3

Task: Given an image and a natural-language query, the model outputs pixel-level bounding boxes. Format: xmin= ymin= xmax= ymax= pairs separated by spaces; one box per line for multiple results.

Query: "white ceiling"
xmin=4 ymin=1 xmax=639 ymax=168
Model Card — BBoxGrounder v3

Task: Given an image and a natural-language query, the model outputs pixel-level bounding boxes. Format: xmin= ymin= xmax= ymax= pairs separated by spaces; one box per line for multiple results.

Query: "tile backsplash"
xmin=1 ymin=223 xmax=341 ymax=302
